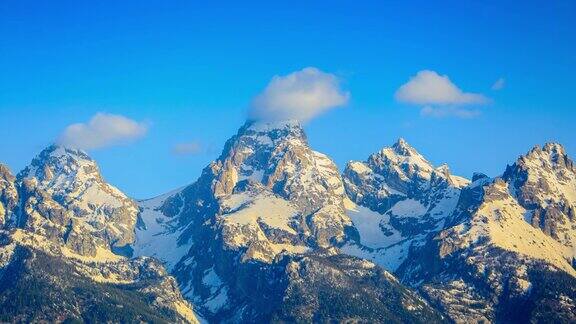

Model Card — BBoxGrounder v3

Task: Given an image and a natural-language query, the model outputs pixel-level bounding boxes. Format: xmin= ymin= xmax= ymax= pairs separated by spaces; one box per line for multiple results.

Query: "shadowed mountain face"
xmin=1 ymin=118 xmax=575 ymax=323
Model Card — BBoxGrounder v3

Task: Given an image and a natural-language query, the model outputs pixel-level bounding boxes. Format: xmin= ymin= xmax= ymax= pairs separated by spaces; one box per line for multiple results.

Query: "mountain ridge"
xmin=0 ymin=120 xmax=574 ymax=323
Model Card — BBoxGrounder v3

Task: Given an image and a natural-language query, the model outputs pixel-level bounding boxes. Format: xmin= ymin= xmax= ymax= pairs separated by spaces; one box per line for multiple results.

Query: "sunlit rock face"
xmin=396 ymin=143 xmax=576 ymax=323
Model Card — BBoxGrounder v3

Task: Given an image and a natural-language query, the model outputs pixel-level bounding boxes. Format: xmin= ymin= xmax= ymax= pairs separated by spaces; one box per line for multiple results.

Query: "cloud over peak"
xmin=249 ymin=67 xmax=349 ymax=123
xmin=57 ymin=113 xmax=148 ymax=150
xmin=395 ymin=70 xmax=490 ymax=118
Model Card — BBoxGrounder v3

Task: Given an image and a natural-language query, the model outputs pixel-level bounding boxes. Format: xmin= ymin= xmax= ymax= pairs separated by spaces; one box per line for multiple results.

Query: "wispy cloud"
xmin=395 ymin=70 xmax=490 ymax=118
xmin=249 ymin=67 xmax=349 ymax=123
xmin=57 ymin=113 xmax=148 ymax=150
xmin=172 ymin=141 xmax=203 ymax=156
xmin=491 ymin=77 xmax=505 ymax=90
xmin=420 ymin=106 xmax=481 ymax=119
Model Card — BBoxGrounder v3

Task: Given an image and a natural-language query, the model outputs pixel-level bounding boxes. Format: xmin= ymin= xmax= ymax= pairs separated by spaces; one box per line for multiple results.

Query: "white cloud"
xmin=249 ymin=67 xmax=349 ymax=123
xmin=491 ymin=77 xmax=505 ymax=90
xmin=172 ymin=141 xmax=203 ymax=156
xmin=57 ymin=113 xmax=148 ymax=150
xmin=395 ymin=70 xmax=490 ymax=118
xmin=396 ymin=70 xmax=488 ymax=105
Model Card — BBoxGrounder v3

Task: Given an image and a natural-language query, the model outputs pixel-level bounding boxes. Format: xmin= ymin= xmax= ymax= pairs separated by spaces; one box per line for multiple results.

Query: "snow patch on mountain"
xmin=390 ymin=199 xmax=427 ymax=218
xmin=134 ymin=189 xmax=193 ymax=271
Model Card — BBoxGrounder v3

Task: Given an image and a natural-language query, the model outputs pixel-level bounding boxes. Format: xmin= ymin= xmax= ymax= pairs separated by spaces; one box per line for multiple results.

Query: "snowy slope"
xmin=134 ymin=188 xmax=194 ymax=271
xmin=440 ymin=178 xmax=575 ymax=276
xmin=342 ymin=198 xmax=413 ymax=270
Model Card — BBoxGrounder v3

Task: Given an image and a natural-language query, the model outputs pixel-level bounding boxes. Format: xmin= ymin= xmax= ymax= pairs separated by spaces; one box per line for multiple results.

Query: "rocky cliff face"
xmin=0 ymin=165 xmax=18 ymax=227
xmin=134 ymin=120 xmax=352 ymax=266
xmin=206 ymin=120 xmax=351 ymax=250
xmin=503 ymin=143 xmax=576 ymax=256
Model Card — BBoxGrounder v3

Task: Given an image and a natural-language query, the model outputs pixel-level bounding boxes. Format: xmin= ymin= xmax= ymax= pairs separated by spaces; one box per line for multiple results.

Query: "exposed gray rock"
xmin=0 ymin=165 xmax=18 ymax=228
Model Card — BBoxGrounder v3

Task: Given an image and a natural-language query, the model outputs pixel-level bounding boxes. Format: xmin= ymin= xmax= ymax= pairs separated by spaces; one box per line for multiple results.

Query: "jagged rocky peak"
xmin=205 ymin=119 xmax=350 ymax=243
xmin=0 ymin=147 xmax=200 ymax=322
xmin=372 ymin=138 xmax=435 ymax=181
xmin=391 ymin=137 xmax=420 ymax=157
xmin=210 ymin=119 xmax=343 ymax=202
xmin=0 ymin=164 xmax=18 ymax=227
xmin=391 ymin=142 xmax=576 ymax=324
xmin=343 ymin=138 xmax=469 ymax=214
xmin=208 ymin=119 xmax=307 ymax=196
xmin=18 ymin=145 xmax=98 ymax=183
xmin=16 ymin=144 xmax=138 ymax=256
xmin=340 ymin=139 xmax=469 ymax=273
xmin=503 ymin=142 xmax=576 ymax=254
xmin=505 ymin=142 xmax=575 ymax=195
xmin=516 ymin=142 xmax=573 ymax=171
xmin=139 ymin=118 xmax=351 ymax=264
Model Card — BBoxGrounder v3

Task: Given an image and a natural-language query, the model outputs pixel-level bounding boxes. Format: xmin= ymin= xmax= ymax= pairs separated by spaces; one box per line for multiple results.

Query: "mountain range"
xmin=0 ymin=119 xmax=575 ymax=323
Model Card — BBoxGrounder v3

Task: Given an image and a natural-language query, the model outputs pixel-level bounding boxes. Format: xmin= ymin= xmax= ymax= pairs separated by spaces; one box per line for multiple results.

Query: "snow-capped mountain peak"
xmin=133 ymin=119 xmax=356 ymax=319
xmin=15 ymin=144 xmax=138 ymax=256
xmin=372 ymin=139 xmax=435 ymax=183
xmin=391 ymin=137 xmax=417 ymax=156
xmin=0 ymin=146 xmax=200 ymax=323
xmin=18 ymin=145 xmax=98 ymax=183
xmin=18 ymin=145 xmax=103 ymax=193
xmin=519 ymin=142 xmax=573 ymax=171
xmin=342 ymin=139 xmax=468 ymax=271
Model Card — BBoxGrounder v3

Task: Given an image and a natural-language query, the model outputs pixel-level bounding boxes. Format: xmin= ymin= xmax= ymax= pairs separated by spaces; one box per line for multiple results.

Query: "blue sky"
xmin=1 ymin=0 xmax=575 ymax=198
